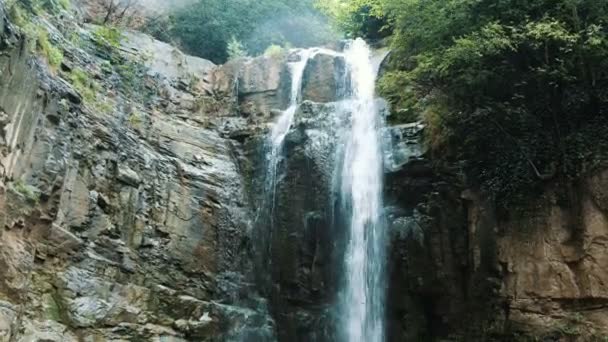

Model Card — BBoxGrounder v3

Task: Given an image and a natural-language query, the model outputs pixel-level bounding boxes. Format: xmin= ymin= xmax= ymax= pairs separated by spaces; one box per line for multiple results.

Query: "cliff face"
xmin=0 ymin=4 xmax=274 ymax=340
xmin=386 ymin=155 xmax=608 ymax=341
xmin=1 ymin=3 xmax=607 ymax=342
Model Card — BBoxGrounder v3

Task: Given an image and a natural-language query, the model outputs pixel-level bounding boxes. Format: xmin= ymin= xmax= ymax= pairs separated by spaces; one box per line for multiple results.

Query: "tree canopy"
xmin=322 ymin=0 xmax=608 ymax=206
xmin=146 ymin=0 xmax=337 ymax=63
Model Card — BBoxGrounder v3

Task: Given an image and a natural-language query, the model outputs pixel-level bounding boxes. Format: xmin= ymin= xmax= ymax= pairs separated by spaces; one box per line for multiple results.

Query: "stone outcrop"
xmin=212 ymin=53 xmax=290 ymax=119
xmin=301 ymin=51 xmax=346 ymax=103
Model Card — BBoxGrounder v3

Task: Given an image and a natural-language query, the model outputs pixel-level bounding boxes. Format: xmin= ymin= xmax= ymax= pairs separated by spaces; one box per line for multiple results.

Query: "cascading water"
xmin=264 ymin=47 xmax=339 ymax=217
xmin=264 ymin=50 xmax=312 ymax=216
xmin=258 ymin=40 xmax=387 ymax=341
xmin=338 ymin=38 xmax=386 ymax=342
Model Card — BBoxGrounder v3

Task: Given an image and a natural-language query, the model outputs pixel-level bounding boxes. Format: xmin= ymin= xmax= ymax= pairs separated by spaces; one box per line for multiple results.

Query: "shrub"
xmin=227 ymin=36 xmax=248 ymax=60
xmin=93 ymin=26 xmax=122 ymax=48
xmin=69 ymin=68 xmax=97 ymax=103
xmin=127 ymin=112 xmax=142 ymax=127
xmin=58 ymin=0 xmax=70 ymax=10
xmin=264 ymin=44 xmax=286 ymax=58
xmin=8 ymin=2 xmax=28 ymax=28
xmin=36 ymin=27 xmax=63 ymax=69
xmin=12 ymin=179 xmax=40 ymax=203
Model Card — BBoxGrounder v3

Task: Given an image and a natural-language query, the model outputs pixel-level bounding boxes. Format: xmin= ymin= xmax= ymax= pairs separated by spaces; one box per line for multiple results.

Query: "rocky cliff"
xmin=385 ymin=146 xmax=608 ymax=341
xmin=0 ymin=2 xmax=607 ymax=342
xmin=0 ymin=3 xmax=273 ymax=340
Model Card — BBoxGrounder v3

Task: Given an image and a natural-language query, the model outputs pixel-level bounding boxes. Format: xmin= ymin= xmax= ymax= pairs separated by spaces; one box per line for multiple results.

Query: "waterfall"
xmin=259 ymin=40 xmax=387 ymax=341
xmin=264 ymin=47 xmax=338 ymax=216
xmin=338 ymin=38 xmax=386 ymax=342
xmin=262 ymin=49 xmax=313 ymax=231
xmin=270 ymin=50 xmax=312 ymax=149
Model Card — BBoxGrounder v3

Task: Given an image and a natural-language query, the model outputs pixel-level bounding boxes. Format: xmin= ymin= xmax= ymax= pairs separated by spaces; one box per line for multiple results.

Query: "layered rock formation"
xmin=0 ymin=4 xmax=273 ymax=340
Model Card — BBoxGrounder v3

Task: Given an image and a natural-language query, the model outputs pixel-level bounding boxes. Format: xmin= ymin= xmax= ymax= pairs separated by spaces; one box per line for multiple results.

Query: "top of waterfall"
xmin=343 ymin=38 xmax=377 ymax=101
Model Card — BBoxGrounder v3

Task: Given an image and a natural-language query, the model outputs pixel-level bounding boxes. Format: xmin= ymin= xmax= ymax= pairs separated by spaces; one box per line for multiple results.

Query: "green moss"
xmin=44 ymin=294 xmax=62 ymax=321
xmin=127 ymin=112 xmax=143 ymax=128
xmin=68 ymin=68 xmax=116 ymax=114
xmin=94 ymin=98 xmax=114 ymax=114
xmin=58 ymin=0 xmax=70 ymax=10
xmin=8 ymin=2 xmax=29 ymax=28
xmin=114 ymin=58 xmax=147 ymax=99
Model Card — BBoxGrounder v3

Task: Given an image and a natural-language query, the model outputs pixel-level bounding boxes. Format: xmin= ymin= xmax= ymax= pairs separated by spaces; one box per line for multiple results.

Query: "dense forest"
xmin=143 ymin=0 xmax=338 ymax=63
xmin=9 ymin=0 xmax=607 ymax=210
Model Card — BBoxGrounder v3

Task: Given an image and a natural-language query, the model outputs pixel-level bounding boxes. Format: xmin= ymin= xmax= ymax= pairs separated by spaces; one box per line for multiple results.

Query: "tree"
xmin=150 ymin=0 xmax=337 ymax=63
xmin=99 ymin=0 xmax=140 ymax=25
xmin=347 ymin=0 xmax=608 ymax=206
xmin=227 ymin=36 xmax=248 ymax=60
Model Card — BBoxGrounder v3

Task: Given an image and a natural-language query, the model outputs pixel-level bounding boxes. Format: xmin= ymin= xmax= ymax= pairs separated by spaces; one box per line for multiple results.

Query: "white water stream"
xmin=263 ymin=40 xmax=387 ymax=341
xmin=338 ymin=38 xmax=386 ymax=342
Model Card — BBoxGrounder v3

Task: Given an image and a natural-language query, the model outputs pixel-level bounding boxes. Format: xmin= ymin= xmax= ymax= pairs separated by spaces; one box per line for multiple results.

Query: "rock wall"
xmin=0 ymin=4 xmax=274 ymax=341
xmin=386 ymin=142 xmax=608 ymax=341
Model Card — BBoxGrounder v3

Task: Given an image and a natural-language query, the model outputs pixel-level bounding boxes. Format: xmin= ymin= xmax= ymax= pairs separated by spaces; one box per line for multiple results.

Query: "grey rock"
xmin=116 ymin=166 xmax=141 ymax=187
xmin=302 ymin=52 xmax=347 ymax=103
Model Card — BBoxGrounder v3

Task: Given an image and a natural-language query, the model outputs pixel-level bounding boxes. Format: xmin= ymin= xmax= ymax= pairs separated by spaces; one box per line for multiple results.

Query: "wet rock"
xmin=302 ymin=52 xmax=346 ymax=103
xmin=383 ymin=121 xmax=426 ymax=172
xmin=213 ymin=55 xmax=290 ymax=118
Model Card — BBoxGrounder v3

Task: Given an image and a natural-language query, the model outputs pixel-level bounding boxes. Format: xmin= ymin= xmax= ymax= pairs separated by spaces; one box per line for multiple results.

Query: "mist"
xmin=243 ymin=10 xmax=341 ymax=55
xmin=137 ymin=0 xmax=198 ymax=14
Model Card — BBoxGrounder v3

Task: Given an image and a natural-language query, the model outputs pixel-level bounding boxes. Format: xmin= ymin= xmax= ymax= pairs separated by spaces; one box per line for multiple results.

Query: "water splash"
xmin=338 ymin=38 xmax=386 ymax=342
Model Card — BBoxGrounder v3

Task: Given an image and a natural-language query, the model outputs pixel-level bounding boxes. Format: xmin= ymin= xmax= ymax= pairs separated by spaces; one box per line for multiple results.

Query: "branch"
xmin=490 ymin=117 xmax=556 ymax=180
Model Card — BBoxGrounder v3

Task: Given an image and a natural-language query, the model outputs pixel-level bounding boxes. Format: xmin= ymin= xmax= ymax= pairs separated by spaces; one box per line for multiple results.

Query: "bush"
xmin=264 ymin=44 xmax=286 ymax=58
xmin=58 ymin=0 xmax=70 ymax=10
xmin=227 ymin=36 xmax=248 ymax=60
xmin=127 ymin=112 xmax=142 ymax=127
xmin=12 ymin=179 xmax=40 ymax=203
xmin=36 ymin=27 xmax=63 ymax=69
xmin=163 ymin=0 xmax=337 ymax=63
xmin=358 ymin=0 xmax=608 ymax=207
xmin=93 ymin=25 xmax=122 ymax=48
xmin=69 ymin=68 xmax=97 ymax=103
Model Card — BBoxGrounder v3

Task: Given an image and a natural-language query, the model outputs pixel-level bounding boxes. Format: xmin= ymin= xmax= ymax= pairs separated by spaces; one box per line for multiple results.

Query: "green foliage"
xmin=36 ymin=27 xmax=63 ymax=69
xmin=58 ymin=0 xmax=70 ymax=10
xmin=11 ymin=179 xmax=40 ymax=203
xmin=264 ymin=44 xmax=286 ymax=58
xmin=363 ymin=0 xmax=608 ymax=207
xmin=127 ymin=112 xmax=143 ymax=128
xmin=115 ymin=58 xmax=146 ymax=96
xmin=68 ymin=68 xmax=116 ymax=114
xmin=18 ymin=0 xmax=70 ymax=15
xmin=155 ymin=0 xmax=337 ymax=63
xmin=7 ymin=2 xmax=29 ymax=28
xmin=92 ymin=26 xmax=122 ymax=48
xmin=315 ymin=0 xmax=389 ymax=39
xmin=227 ymin=36 xmax=248 ymax=60
xmin=68 ymin=68 xmax=97 ymax=103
